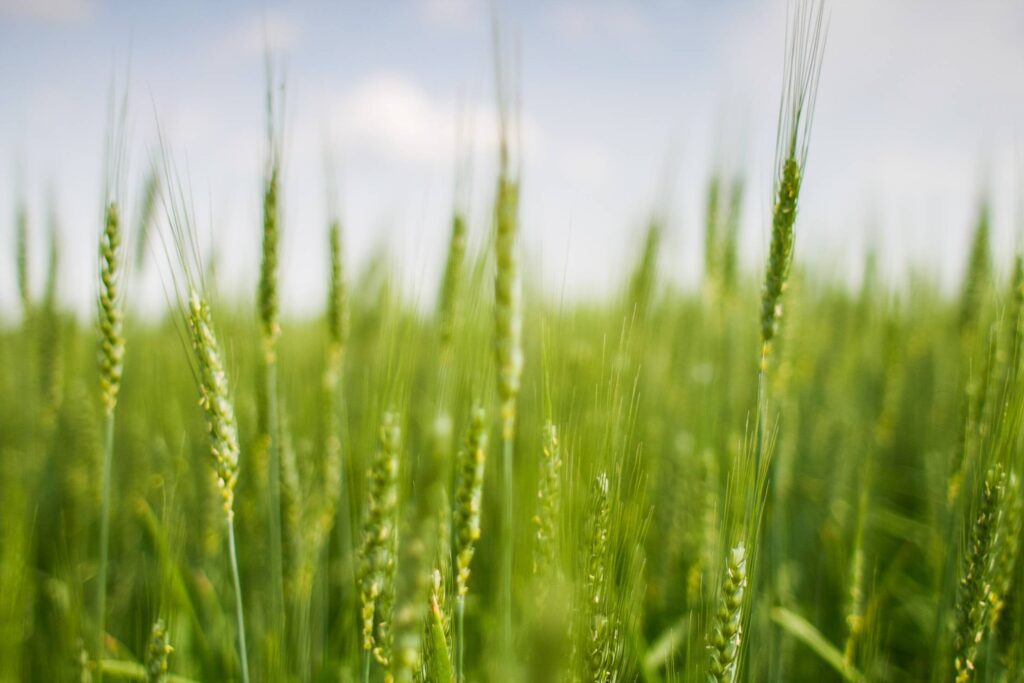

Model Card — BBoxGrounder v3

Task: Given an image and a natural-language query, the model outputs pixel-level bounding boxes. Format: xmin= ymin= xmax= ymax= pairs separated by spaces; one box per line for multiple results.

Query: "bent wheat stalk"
xmin=185 ymin=290 xmax=249 ymax=683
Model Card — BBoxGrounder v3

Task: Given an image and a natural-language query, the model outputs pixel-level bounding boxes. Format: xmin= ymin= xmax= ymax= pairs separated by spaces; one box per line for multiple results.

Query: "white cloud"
xmin=326 ymin=72 xmax=546 ymax=167
xmin=0 ymin=0 xmax=92 ymax=23
xmin=332 ymin=73 xmax=455 ymax=163
xmin=549 ymin=1 xmax=652 ymax=42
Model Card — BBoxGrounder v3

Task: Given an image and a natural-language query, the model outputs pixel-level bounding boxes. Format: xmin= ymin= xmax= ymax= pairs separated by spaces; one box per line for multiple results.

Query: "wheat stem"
xmin=182 ymin=288 xmax=247 ymax=681
xmin=456 ymin=595 xmax=466 ymax=683
xmin=226 ymin=516 xmax=250 ymax=683
xmin=16 ymin=201 xmax=30 ymax=316
xmin=259 ymin=78 xmax=286 ymax=644
xmin=96 ymin=200 xmax=125 ymax=681
xmin=501 ymin=429 xmax=514 ymax=657
xmin=96 ymin=412 xmax=114 ymax=678
xmin=264 ymin=358 xmax=286 ymax=632
xmin=494 ymin=91 xmax=523 ymax=656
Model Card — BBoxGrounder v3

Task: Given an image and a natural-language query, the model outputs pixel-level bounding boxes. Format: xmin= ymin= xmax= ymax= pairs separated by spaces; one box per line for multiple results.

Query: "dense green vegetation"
xmin=3 ymin=3 xmax=1024 ymax=682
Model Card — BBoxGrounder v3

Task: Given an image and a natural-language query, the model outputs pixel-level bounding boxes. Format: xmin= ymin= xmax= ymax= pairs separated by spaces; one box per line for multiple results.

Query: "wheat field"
xmin=2 ymin=2 xmax=1024 ymax=682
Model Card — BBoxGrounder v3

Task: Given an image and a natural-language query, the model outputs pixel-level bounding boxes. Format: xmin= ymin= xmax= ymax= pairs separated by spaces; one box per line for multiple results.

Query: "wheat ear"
xmin=952 ymin=464 xmax=1004 ymax=682
xmin=453 ymin=406 xmax=488 ymax=683
xmin=707 ymin=543 xmax=748 ymax=683
xmin=96 ymin=200 xmax=125 ymax=677
xmin=185 ymin=289 xmax=249 ymax=683
xmin=144 ymin=619 xmax=172 ymax=683
xmin=359 ymin=412 xmax=402 ymax=678
xmin=533 ymin=422 xmax=562 ymax=579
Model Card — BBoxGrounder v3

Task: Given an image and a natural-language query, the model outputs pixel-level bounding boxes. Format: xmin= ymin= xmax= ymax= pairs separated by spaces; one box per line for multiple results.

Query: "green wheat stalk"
xmin=533 ymin=422 xmax=562 ymax=580
xmin=96 ymin=199 xmax=125 ymax=680
xmin=358 ymin=412 xmax=402 ymax=681
xmin=581 ymin=472 xmax=617 ymax=683
xmin=453 ymin=406 xmax=488 ymax=683
xmin=15 ymin=197 xmax=30 ymax=317
xmin=258 ymin=67 xmax=287 ymax=647
xmin=185 ymin=289 xmax=249 ymax=683
xmin=759 ymin=0 xmax=827 ymax=375
xmin=493 ymin=32 xmax=523 ymax=660
xmin=952 ymin=464 xmax=1004 ymax=682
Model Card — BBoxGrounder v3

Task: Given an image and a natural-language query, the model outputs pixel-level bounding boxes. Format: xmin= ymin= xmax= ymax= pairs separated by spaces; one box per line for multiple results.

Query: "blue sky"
xmin=2 ymin=0 xmax=1023 ymax=319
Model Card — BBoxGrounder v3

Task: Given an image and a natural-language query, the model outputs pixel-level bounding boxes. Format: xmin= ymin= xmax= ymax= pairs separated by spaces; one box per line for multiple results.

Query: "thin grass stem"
xmin=227 ymin=514 xmax=250 ymax=683
xmin=96 ymin=411 xmax=115 ymax=683
xmin=501 ymin=427 xmax=514 ymax=662
xmin=457 ymin=594 xmax=466 ymax=683
xmin=264 ymin=358 xmax=285 ymax=625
